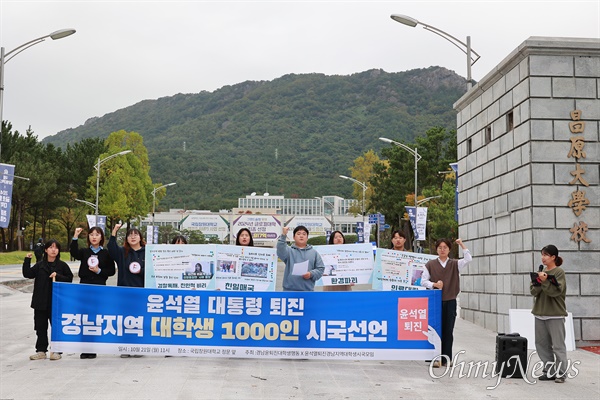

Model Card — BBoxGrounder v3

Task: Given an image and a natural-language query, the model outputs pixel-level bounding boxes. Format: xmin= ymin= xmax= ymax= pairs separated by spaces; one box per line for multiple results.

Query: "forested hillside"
xmin=44 ymin=67 xmax=466 ymax=210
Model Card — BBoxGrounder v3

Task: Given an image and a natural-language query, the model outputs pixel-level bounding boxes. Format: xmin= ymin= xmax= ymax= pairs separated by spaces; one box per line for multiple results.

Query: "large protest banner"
xmin=372 ymin=249 xmax=437 ymax=291
xmin=51 ymin=283 xmax=442 ymax=360
xmin=313 ymin=243 xmax=374 ymax=287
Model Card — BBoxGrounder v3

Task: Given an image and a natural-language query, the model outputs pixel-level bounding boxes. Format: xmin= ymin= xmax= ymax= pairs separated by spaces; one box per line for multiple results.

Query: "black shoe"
xmin=80 ymin=353 xmax=89 ymax=359
xmin=87 ymin=353 xmax=97 ymax=359
xmin=539 ymin=373 xmax=556 ymax=381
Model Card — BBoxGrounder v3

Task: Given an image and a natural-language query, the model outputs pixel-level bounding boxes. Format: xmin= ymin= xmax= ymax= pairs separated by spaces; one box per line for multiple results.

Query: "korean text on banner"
xmin=51 ymin=283 xmax=442 ymax=360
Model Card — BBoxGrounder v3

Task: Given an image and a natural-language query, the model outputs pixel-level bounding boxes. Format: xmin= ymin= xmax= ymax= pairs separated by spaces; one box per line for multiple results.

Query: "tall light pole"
xmin=379 ymin=137 xmax=422 ymax=251
xmin=390 ymin=14 xmax=480 ymax=89
xmin=315 ymin=196 xmax=335 ymax=231
xmin=0 ymin=29 xmax=76 ymax=162
xmin=152 ymin=182 xmax=177 ymax=226
xmin=339 ymin=175 xmax=367 ymax=217
xmin=95 ymin=150 xmax=132 ymax=227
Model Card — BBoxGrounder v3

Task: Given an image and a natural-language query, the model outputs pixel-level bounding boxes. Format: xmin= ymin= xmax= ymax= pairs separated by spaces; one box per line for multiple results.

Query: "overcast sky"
xmin=1 ymin=0 xmax=599 ymax=140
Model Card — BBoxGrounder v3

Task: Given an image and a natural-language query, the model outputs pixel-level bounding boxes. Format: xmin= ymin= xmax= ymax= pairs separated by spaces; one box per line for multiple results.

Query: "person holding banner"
xmin=278 ymin=225 xmax=324 ymax=291
xmin=323 ymin=231 xmax=351 ymax=292
xmin=22 ymin=240 xmax=74 ymax=361
xmin=390 ymin=230 xmax=408 ymax=252
xmin=235 ymin=228 xmax=254 ymax=247
xmin=70 ymin=227 xmax=116 ymax=359
xmin=421 ymin=238 xmax=471 ymax=368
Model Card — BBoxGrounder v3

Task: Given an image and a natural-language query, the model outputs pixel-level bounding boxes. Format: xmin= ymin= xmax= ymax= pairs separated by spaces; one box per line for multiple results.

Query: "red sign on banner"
xmin=397 ymin=297 xmax=428 ymax=341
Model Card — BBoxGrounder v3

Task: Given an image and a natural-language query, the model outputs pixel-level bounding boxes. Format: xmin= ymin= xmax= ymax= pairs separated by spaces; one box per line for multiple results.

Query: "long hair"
xmin=328 ymin=230 xmax=346 ymax=245
xmin=235 ymin=228 xmax=254 ymax=247
xmin=541 ymin=244 xmax=563 ymax=267
xmin=86 ymin=227 xmax=105 ymax=247
xmin=43 ymin=239 xmax=62 ymax=261
xmin=171 ymin=235 xmax=188 ymax=244
xmin=124 ymin=228 xmax=146 ymax=257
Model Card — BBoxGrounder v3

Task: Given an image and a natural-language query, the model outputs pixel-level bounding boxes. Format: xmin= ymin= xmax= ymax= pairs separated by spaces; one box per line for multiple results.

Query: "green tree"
xmin=347 ymin=149 xmax=382 ymax=215
xmin=422 ymin=177 xmax=458 ymax=252
xmin=91 ymin=130 xmax=153 ymax=227
xmin=370 ymin=126 xmax=456 ymax=233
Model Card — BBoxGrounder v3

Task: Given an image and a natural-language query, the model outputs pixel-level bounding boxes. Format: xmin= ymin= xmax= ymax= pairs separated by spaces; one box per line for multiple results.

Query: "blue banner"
xmin=0 ymin=163 xmax=15 ymax=228
xmin=51 ymin=283 xmax=441 ymax=360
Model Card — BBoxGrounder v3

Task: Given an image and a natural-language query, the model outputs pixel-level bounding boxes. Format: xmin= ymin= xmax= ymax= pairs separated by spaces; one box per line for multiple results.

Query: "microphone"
xmin=538 ymin=265 xmax=544 ymax=272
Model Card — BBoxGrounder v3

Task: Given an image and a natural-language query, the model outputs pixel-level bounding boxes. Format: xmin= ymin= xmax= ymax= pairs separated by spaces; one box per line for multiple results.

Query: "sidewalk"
xmin=1 ymin=263 xmax=599 ymax=400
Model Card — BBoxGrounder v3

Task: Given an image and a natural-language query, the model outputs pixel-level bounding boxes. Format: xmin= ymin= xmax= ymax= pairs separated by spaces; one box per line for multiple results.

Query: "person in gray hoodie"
xmin=277 ymin=225 xmax=325 ymax=291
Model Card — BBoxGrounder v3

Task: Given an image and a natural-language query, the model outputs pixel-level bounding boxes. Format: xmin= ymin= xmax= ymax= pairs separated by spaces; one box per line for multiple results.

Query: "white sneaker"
xmin=29 ymin=352 xmax=46 ymax=360
xmin=49 ymin=352 xmax=61 ymax=360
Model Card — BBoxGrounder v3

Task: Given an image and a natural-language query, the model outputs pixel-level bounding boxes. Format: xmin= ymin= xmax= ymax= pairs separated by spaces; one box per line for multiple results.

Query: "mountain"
xmin=44 ymin=67 xmax=466 ymax=210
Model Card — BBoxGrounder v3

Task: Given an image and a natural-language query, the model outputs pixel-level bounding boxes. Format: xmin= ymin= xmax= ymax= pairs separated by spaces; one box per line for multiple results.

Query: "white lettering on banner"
xmin=307 ymin=320 xmax=388 ymax=342
xmin=62 ymin=314 xmax=144 ymax=337
xmin=146 ymin=295 xmax=201 ymax=314
xmin=269 ymin=298 xmax=304 ymax=316
xmin=206 ymin=296 xmax=264 ymax=315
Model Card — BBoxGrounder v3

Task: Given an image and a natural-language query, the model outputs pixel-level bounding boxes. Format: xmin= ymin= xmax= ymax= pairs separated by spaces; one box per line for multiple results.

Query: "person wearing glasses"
xmin=421 ymin=238 xmax=471 ymax=368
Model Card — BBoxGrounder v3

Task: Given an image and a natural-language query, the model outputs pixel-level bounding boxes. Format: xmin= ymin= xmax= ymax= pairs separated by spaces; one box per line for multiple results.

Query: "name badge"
xmin=129 ymin=261 xmax=141 ymax=274
xmin=87 ymin=256 xmax=99 ymax=268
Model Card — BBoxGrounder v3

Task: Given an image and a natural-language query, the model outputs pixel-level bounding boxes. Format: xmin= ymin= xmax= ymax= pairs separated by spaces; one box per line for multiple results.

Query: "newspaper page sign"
xmin=85 ymin=215 xmax=107 ymax=232
xmin=313 ymin=243 xmax=374 ymax=287
xmin=145 ymin=244 xmax=217 ymax=290
xmin=0 ymin=164 xmax=15 ymax=228
xmin=215 ymin=244 xmax=278 ymax=292
xmin=51 ymin=283 xmax=442 ymax=360
xmin=372 ymin=249 xmax=437 ymax=291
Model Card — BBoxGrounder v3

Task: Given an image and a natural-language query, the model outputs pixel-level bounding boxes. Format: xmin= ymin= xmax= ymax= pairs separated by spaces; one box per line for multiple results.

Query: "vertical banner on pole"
xmin=415 ymin=207 xmax=428 ymax=241
xmin=356 ymin=222 xmax=364 ymax=243
xmin=0 ymin=163 xmax=15 ymax=228
xmin=405 ymin=207 xmax=417 ymax=238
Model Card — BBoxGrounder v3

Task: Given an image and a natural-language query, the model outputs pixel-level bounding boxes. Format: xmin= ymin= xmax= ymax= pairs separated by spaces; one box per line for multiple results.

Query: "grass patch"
xmin=0 ymin=251 xmax=30 ymax=265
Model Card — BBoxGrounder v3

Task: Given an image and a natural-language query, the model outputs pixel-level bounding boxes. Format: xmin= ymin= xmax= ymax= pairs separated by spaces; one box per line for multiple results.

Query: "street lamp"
xmin=339 ymin=175 xmax=367 ymax=217
xmin=95 ymin=150 xmax=132 ymax=227
xmin=379 ymin=137 xmax=422 ymax=250
xmin=315 ymin=197 xmax=335 ymax=230
xmin=152 ymin=182 xmax=177 ymax=226
xmin=417 ymin=195 xmax=442 ymax=206
xmin=390 ymin=14 xmax=480 ymax=89
xmin=0 ymin=28 xmax=77 ymax=162
xmin=75 ymin=198 xmax=96 ymax=212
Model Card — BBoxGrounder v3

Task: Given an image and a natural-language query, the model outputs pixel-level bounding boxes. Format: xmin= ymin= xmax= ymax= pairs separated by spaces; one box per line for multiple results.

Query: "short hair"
xmin=328 ymin=230 xmax=346 ymax=245
xmin=391 ymin=230 xmax=406 ymax=240
xmin=86 ymin=227 xmax=105 ymax=247
xmin=235 ymin=228 xmax=254 ymax=247
xmin=293 ymin=225 xmax=309 ymax=236
xmin=435 ymin=238 xmax=452 ymax=250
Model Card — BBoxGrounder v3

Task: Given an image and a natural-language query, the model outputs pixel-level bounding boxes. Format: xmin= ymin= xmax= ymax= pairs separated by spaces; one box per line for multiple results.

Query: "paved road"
xmin=1 ymin=262 xmax=599 ymax=400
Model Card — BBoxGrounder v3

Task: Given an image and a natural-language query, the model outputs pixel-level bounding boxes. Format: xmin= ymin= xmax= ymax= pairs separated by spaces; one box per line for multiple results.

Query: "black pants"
xmin=33 ymin=309 xmax=52 ymax=353
xmin=441 ymin=299 xmax=457 ymax=363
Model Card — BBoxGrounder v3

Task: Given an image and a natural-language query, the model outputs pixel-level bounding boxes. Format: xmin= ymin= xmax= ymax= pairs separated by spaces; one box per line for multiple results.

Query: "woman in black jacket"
xmin=22 ymin=239 xmax=73 ymax=361
xmin=70 ymin=226 xmax=116 ymax=359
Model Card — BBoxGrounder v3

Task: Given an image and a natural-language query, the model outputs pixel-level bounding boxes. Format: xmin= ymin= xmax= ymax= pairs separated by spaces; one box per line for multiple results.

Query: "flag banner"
xmin=314 ymin=243 xmax=374 ymax=287
xmin=372 ymin=249 xmax=437 ymax=291
xmin=51 ymin=283 xmax=442 ymax=360
xmin=0 ymin=164 xmax=15 ymax=228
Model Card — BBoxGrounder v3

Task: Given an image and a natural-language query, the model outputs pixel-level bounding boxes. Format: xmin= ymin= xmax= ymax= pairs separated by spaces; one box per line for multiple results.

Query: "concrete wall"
xmin=454 ymin=37 xmax=600 ymax=344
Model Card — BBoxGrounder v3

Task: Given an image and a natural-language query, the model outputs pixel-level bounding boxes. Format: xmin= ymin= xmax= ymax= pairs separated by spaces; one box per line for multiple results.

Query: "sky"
xmin=1 ymin=0 xmax=599 ymax=140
